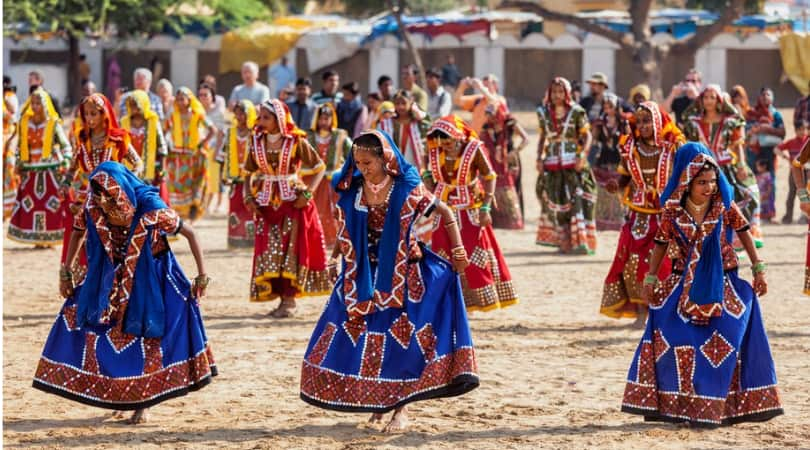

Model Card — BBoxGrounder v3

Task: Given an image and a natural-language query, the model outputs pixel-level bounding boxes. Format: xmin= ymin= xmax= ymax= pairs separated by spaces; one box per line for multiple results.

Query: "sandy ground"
xmin=3 ymin=111 xmax=810 ymax=449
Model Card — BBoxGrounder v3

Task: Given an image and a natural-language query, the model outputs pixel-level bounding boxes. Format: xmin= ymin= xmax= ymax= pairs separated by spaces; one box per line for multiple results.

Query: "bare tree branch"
xmin=628 ymin=0 xmax=653 ymax=43
xmin=499 ymin=0 xmax=633 ymax=48
xmin=671 ymin=0 xmax=745 ymax=54
xmin=391 ymin=0 xmax=428 ymax=88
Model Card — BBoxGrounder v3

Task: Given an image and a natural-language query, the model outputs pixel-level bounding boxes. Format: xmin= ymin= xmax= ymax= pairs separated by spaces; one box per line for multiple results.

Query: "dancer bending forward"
xmin=33 ymin=162 xmax=216 ymax=424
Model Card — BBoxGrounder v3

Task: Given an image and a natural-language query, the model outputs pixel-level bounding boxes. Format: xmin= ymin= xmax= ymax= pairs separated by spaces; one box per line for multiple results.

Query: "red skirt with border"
xmin=250 ymin=200 xmax=330 ymax=302
xmin=8 ymin=168 xmax=64 ymax=245
xmin=431 ymin=207 xmax=518 ymax=312
xmin=600 ymin=211 xmax=671 ymax=319
xmin=226 ymin=183 xmax=255 ymax=249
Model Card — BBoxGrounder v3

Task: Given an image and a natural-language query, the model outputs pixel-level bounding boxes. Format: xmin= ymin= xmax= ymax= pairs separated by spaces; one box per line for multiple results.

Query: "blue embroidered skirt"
xmin=622 ymin=270 xmax=783 ymax=426
xmin=33 ymin=250 xmax=217 ymax=410
xmin=300 ymin=248 xmax=479 ymax=412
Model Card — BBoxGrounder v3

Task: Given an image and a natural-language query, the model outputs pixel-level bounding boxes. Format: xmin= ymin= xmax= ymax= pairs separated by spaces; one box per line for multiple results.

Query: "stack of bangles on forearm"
xmin=752 ymin=261 xmax=767 ymax=275
xmin=480 ymin=204 xmax=491 ymax=213
xmin=643 ymin=273 xmax=658 ymax=287
xmin=299 ymin=190 xmax=313 ymax=200
xmin=451 ymin=246 xmax=467 ymax=261
xmin=59 ymin=267 xmax=73 ymax=282
xmin=195 ymin=275 xmax=211 ymax=288
xmin=799 ymin=188 xmax=810 ymax=203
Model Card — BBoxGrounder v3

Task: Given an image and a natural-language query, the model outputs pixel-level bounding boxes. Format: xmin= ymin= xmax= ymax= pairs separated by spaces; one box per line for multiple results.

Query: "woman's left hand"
xmin=479 ymin=209 xmax=492 ymax=227
xmin=328 ymin=261 xmax=339 ymax=285
xmin=192 ymin=275 xmax=210 ymax=299
xmin=452 ymin=254 xmax=470 ymax=273
xmin=293 ymin=193 xmax=310 ymax=209
xmin=753 ymin=272 xmax=768 ymax=297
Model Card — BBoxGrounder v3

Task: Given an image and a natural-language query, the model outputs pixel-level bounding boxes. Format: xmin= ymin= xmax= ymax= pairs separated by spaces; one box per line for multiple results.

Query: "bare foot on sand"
xmin=128 ymin=409 xmax=148 ymax=424
xmin=270 ymin=299 xmax=296 ymax=318
xmin=383 ymin=407 xmax=409 ymax=433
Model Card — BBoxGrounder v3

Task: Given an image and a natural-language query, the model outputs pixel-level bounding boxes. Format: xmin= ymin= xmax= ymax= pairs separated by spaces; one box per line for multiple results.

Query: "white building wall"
xmin=368 ymin=45 xmax=399 ymax=93
xmin=170 ymin=48 xmax=199 ymax=92
xmin=582 ymin=35 xmax=619 ymax=94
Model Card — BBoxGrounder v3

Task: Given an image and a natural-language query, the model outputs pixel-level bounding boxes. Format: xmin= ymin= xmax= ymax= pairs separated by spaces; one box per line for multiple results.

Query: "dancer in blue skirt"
xmin=299 ymin=130 xmax=479 ymax=432
xmin=33 ymin=161 xmax=216 ymax=424
xmin=622 ymin=142 xmax=783 ymax=427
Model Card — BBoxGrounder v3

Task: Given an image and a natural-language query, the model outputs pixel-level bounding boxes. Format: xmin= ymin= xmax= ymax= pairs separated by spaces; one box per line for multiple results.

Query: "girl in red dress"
xmin=600 ymin=101 xmax=684 ymax=324
xmin=60 ymin=93 xmax=142 ymax=280
xmin=121 ymin=90 xmax=169 ymax=202
xmin=305 ymin=103 xmax=352 ymax=247
xmin=425 ymin=115 xmax=519 ymax=312
xmin=243 ymin=99 xmax=330 ymax=317
xmin=479 ymin=103 xmax=528 ymax=229
xmin=8 ymin=88 xmax=71 ymax=246
xmin=216 ymin=99 xmax=257 ymax=248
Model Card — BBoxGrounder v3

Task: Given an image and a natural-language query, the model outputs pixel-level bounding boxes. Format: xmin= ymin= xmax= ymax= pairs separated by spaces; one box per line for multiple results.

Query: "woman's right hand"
xmin=245 ymin=198 xmax=260 ymax=216
xmin=452 ymin=256 xmax=470 ymax=274
xmin=59 ymin=278 xmax=74 ymax=298
xmin=535 ymin=160 xmax=544 ymax=175
xmin=328 ymin=263 xmax=339 ymax=285
xmin=640 ymin=283 xmax=654 ymax=305
xmin=753 ymin=272 xmax=768 ymax=297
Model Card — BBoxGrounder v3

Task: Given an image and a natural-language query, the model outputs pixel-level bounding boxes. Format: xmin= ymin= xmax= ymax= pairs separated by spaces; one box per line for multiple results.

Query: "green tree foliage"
xmin=4 ymin=0 xmax=280 ymax=105
xmin=4 ymin=0 xmax=281 ymax=39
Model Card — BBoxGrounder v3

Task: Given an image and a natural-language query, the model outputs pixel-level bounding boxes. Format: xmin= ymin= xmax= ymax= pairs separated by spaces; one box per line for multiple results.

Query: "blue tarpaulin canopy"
xmin=361 ymin=10 xmax=541 ymax=45
xmin=583 ymin=8 xmax=796 ymax=38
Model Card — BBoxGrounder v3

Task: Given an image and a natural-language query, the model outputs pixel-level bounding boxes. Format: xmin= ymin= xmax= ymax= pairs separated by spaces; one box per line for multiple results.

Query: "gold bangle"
xmin=195 ymin=274 xmax=211 ymax=289
xmin=59 ymin=267 xmax=73 ymax=281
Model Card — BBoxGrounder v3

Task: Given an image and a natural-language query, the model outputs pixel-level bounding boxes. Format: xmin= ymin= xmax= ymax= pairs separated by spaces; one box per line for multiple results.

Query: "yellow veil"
xmin=121 ymin=90 xmax=160 ymax=179
xmin=19 ymin=88 xmax=59 ymax=161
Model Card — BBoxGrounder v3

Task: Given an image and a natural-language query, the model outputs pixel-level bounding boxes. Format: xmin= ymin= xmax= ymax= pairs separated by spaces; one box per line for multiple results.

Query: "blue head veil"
xmin=660 ymin=142 xmax=735 ymax=309
xmin=76 ymin=161 xmax=169 ymax=337
xmin=332 ymin=129 xmax=422 ymax=305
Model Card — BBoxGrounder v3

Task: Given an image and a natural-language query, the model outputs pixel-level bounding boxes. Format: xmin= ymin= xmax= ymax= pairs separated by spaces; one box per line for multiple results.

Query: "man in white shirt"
xmin=229 ymin=61 xmax=271 ymax=109
xmin=426 ymin=67 xmax=451 ymax=119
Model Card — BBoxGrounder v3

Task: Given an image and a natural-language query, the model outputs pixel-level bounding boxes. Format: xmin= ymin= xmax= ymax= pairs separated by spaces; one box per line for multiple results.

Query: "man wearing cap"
xmin=581 ymin=72 xmax=609 ymax=121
